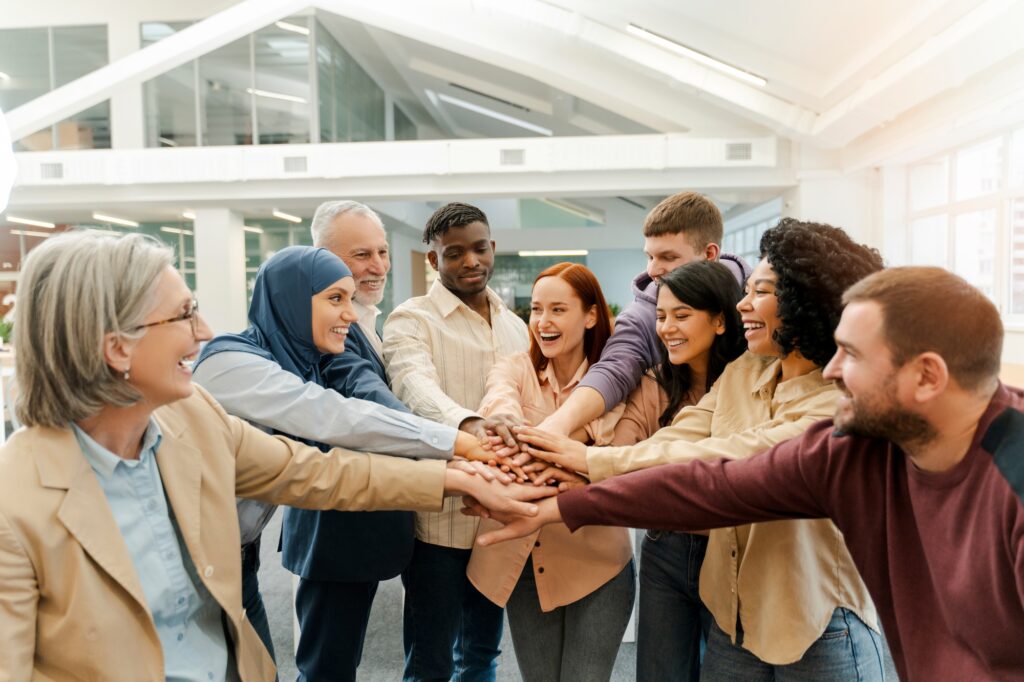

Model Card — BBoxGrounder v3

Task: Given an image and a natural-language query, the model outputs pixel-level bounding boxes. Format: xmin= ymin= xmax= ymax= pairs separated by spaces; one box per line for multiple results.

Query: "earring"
xmin=123 ymin=367 xmax=130 ymax=380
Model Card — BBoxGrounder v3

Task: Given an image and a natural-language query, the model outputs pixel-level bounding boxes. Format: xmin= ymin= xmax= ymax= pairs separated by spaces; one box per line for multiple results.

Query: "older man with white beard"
xmin=278 ymin=200 xmax=422 ymax=681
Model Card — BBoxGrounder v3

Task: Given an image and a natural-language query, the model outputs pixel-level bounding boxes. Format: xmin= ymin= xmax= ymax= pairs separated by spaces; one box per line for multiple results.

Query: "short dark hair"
xmin=423 ymin=202 xmax=489 ymax=245
xmin=642 ymin=191 xmax=723 ymax=250
xmin=843 ymin=267 xmax=1002 ymax=391
xmin=760 ymin=218 xmax=884 ymax=367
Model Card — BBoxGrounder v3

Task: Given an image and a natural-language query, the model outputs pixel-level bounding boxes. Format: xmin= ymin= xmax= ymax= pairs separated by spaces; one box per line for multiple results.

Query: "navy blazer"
xmin=280 ymin=323 xmax=417 ymax=582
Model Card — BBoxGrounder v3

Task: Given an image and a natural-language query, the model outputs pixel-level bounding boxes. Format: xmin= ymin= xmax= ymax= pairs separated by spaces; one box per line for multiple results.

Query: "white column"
xmin=782 ymin=169 xmax=880 ymax=248
xmin=108 ymin=16 xmax=145 ymax=150
xmin=194 ymin=208 xmax=247 ymax=334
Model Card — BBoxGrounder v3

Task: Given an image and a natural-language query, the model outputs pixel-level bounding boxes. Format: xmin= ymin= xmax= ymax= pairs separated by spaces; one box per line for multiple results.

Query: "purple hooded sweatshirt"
xmin=579 ymin=253 xmax=752 ymax=411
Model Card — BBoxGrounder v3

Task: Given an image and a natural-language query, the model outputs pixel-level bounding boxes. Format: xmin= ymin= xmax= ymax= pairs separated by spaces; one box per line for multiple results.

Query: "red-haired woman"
xmin=467 ymin=262 xmax=634 ymax=681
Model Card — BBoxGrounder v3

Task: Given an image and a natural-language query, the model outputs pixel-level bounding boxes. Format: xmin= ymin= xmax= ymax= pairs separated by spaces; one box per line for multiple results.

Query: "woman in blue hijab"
xmin=193 ymin=246 xmax=495 ymax=666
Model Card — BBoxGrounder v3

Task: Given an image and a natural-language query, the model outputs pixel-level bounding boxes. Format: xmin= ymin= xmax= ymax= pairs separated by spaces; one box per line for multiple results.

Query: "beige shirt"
xmin=467 ymin=353 xmax=631 ymax=610
xmin=353 ymin=300 xmax=383 ymax=359
xmin=586 ymin=352 xmax=878 ymax=664
xmin=383 ymin=279 xmax=529 ymax=549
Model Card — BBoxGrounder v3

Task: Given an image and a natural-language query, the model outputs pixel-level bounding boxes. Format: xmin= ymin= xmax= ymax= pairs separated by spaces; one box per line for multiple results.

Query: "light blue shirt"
xmin=73 ymin=420 xmax=231 ymax=682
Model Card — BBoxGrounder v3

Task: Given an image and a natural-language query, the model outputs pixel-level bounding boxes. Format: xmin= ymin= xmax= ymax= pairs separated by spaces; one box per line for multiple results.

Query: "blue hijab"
xmin=195 ymin=246 xmax=352 ymax=387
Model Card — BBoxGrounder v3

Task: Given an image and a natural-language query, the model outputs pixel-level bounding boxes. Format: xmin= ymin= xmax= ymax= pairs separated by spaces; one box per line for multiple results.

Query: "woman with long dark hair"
xmin=606 ymin=259 xmax=745 ymax=681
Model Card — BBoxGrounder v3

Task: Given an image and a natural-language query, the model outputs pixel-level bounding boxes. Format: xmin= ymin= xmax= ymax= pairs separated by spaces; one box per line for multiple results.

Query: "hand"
xmin=446 ymin=458 xmax=512 ymax=485
xmin=445 ymin=466 xmax=557 ymax=518
xmin=458 ymin=416 xmax=488 ymax=440
xmin=528 ymin=465 xmax=589 ymax=491
xmin=483 ymin=414 xmax=523 ymax=452
xmin=513 ymin=426 xmax=589 ymax=474
xmin=474 ymin=497 xmax=564 ymax=546
xmin=454 ymin=431 xmax=495 ymax=463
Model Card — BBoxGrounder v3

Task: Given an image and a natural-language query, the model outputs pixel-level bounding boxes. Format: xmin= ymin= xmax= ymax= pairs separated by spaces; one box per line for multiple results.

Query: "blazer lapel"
xmin=152 ymin=415 xmax=204 ymax=569
xmin=35 ymin=429 xmax=149 ymax=611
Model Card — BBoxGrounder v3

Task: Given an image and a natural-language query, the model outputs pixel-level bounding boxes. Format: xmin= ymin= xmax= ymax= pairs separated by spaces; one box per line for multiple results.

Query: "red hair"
xmin=528 ymin=262 xmax=614 ymax=373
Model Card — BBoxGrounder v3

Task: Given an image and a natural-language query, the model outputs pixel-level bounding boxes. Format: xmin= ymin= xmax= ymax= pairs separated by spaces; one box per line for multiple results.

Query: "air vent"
xmin=40 ymin=162 xmax=64 ymax=179
xmin=500 ymin=149 xmax=525 ymax=166
xmin=725 ymin=142 xmax=752 ymax=161
xmin=283 ymin=156 xmax=308 ymax=173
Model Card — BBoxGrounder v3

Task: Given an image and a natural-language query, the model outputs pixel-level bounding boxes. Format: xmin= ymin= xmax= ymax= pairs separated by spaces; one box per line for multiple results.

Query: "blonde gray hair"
xmin=14 ymin=231 xmax=175 ymax=427
xmin=310 ymin=200 xmax=383 ymax=249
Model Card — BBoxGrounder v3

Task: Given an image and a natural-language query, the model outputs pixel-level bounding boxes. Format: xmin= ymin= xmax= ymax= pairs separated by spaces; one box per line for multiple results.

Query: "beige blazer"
xmin=0 ymin=385 xmax=447 ymax=682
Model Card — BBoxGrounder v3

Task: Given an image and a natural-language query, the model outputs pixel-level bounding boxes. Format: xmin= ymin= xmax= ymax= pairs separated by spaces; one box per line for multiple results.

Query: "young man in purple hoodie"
xmin=534 ymin=190 xmax=749 ymax=439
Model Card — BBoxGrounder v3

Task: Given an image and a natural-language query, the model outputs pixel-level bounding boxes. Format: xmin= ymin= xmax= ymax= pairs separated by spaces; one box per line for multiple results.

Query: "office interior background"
xmin=2 ymin=2 xmax=1023 ymax=678
xmin=3 ymin=0 xmax=1024 ymax=370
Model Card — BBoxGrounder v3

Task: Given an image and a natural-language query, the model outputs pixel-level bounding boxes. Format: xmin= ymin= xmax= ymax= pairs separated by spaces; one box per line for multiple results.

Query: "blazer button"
xmin=204 ymin=565 xmax=214 ymax=578
xmin=537 ymin=566 xmax=545 ymax=574
xmin=534 ymin=541 xmax=541 ymax=548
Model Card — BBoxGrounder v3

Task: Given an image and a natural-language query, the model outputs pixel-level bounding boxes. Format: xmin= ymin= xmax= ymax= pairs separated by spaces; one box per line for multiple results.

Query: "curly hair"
xmin=759 ymin=218 xmax=884 ymax=367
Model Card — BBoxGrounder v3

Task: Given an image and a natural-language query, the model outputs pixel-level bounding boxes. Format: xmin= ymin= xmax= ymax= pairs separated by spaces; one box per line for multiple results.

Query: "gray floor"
xmin=257 ymin=510 xmax=637 ymax=681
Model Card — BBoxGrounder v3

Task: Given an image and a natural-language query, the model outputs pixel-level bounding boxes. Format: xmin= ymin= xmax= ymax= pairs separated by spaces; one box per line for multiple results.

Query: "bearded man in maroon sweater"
xmin=472 ymin=266 xmax=1024 ymax=682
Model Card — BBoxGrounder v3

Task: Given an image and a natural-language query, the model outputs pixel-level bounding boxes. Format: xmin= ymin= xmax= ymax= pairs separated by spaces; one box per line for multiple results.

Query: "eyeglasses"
xmin=129 ymin=299 xmax=200 ymax=337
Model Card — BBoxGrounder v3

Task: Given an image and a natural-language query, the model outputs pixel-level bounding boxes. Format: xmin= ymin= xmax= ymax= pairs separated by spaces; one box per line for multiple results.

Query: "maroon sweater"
xmin=560 ymin=384 xmax=1024 ymax=681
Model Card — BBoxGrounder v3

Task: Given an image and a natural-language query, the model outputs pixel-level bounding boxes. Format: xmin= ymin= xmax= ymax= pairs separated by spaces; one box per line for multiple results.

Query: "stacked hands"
xmin=451 ymin=415 xmax=584 ymax=546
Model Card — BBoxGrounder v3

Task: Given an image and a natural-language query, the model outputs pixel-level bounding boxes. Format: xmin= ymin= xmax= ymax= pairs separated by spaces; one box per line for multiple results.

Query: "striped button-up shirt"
xmin=383 ymin=279 xmax=529 ymax=549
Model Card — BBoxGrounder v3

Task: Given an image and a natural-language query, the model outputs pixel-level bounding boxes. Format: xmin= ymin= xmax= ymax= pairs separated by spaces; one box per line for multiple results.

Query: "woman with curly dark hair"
xmin=514 ymin=218 xmax=886 ymax=680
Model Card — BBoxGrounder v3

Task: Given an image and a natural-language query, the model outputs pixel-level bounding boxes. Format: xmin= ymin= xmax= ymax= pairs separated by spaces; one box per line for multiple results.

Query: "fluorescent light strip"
xmin=158 ymin=136 xmax=178 ymax=147
xmin=160 ymin=226 xmax=194 ymax=236
xmin=87 ymin=228 xmax=123 ymax=237
xmin=0 ymin=71 xmax=10 ymax=83
xmin=275 ymin=20 xmax=310 ymax=36
xmin=11 ymin=229 xmax=52 ymax=239
xmin=182 ymin=210 xmax=196 ymax=220
xmin=435 ymin=92 xmax=553 ymax=136
xmin=540 ymin=199 xmax=603 ymax=223
xmin=6 ymin=215 xmax=55 ymax=229
xmin=271 ymin=210 xmax=302 ymax=223
xmin=243 ymin=226 xmax=265 ymax=234
xmin=92 ymin=212 xmax=139 ymax=228
xmin=518 ymin=250 xmax=589 ymax=257
xmin=246 ymin=88 xmax=307 ymax=104
xmin=626 ymin=24 xmax=767 ymax=88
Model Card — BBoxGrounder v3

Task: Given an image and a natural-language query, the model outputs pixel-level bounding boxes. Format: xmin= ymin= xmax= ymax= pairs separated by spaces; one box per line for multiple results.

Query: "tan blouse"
xmin=585 ymin=352 xmax=878 ymax=664
xmin=467 ymin=353 xmax=632 ymax=611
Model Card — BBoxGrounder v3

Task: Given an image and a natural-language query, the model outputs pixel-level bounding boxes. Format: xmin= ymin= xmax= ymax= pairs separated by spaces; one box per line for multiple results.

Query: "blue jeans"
xmin=241 ymin=537 xmax=276 ymax=663
xmin=401 ymin=540 xmax=503 ymax=682
xmin=294 ymin=578 xmax=378 ymax=682
xmin=637 ymin=531 xmax=711 ymax=682
xmin=506 ymin=557 xmax=635 ymax=682
xmin=701 ymin=608 xmax=885 ymax=681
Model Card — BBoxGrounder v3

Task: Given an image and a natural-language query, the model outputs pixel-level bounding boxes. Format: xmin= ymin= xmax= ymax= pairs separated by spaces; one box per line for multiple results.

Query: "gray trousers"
xmin=506 ymin=556 xmax=636 ymax=682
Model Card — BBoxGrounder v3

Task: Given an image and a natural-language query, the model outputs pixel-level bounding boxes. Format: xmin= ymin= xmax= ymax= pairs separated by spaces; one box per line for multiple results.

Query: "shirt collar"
xmin=750 ymin=356 xmax=828 ymax=402
xmin=352 ymin=300 xmax=381 ymax=327
xmin=73 ymin=418 xmax=164 ymax=479
xmin=538 ymin=358 xmax=590 ymax=395
xmin=428 ymin=278 xmax=505 ymax=319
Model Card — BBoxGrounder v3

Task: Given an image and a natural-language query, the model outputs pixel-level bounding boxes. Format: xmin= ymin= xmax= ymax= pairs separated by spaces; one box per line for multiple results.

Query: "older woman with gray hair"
xmin=0 ymin=231 xmax=552 ymax=682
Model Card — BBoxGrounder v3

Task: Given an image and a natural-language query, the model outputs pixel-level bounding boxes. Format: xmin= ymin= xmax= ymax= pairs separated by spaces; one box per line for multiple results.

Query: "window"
xmin=0 ymin=25 xmax=111 ymax=150
xmin=906 ymin=126 xmax=1024 ymax=317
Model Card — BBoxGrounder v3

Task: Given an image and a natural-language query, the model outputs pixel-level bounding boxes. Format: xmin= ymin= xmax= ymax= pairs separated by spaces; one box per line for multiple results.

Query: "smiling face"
xmin=824 ymin=300 xmax=935 ymax=443
xmin=655 ymin=285 xmax=724 ymax=369
xmin=736 ymin=258 xmax=783 ymax=357
xmin=529 ymin=275 xmax=596 ymax=363
xmin=428 ymin=221 xmax=495 ymax=299
xmin=123 ymin=266 xmax=212 ymax=407
xmin=644 ymin=232 xmax=705 ymax=281
xmin=310 ymin=276 xmax=358 ymax=355
xmin=326 ymin=211 xmax=390 ymax=306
